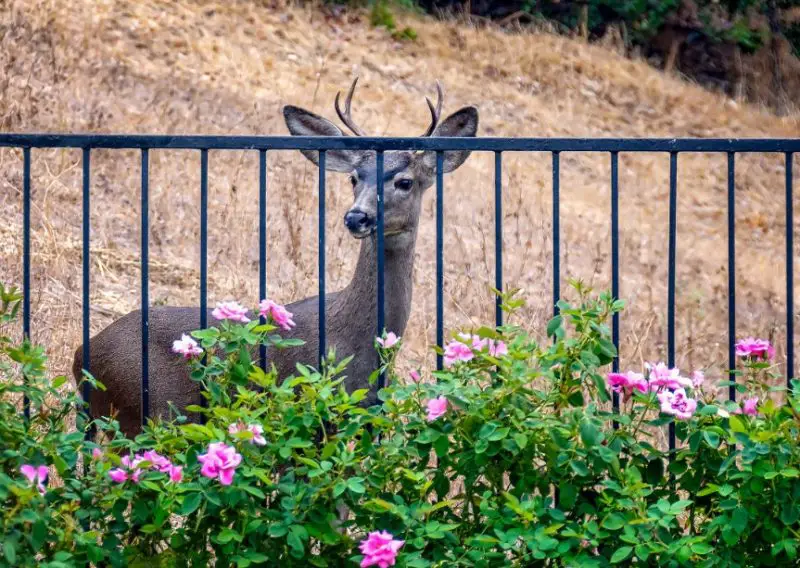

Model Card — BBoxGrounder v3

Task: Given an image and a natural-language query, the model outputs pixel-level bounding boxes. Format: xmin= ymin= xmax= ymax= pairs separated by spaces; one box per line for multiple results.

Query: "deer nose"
xmin=344 ymin=210 xmax=374 ymax=234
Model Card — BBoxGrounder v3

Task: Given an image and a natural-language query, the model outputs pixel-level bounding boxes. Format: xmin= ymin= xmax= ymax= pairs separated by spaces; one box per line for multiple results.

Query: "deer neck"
xmin=336 ymin=230 xmax=417 ymax=338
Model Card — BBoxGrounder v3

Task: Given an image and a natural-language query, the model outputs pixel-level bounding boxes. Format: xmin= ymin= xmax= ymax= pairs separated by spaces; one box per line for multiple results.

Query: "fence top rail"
xmin=1 ymin=134 xmax=799 ymax=153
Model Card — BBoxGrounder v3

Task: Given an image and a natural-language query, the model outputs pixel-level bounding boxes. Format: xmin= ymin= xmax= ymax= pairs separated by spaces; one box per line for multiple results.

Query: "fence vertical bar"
xmin=200 ymin=150 xmax=208 ymax=331
xmin=21 ymin=147 xmax=31 ymax=420
xmin=552 ymin=152 xmax=560 ymax=316
xmin=728 ymin=152 xmax=736 ymax=402
xmin=436 ymin=151 xmax=444 ymax=370
xmin=786 ymin=152 xmax=794 ymax=388
xmin=141 ymin=149 xmax=150 ymax=423
xmin=259 ymin=150 xmax=268 ymax=371
xmin=611 ymin=151 xmax=620 ymax=423
xmin=495 ymin=151 xmax=503 ymax=327
xmin=318 ymin=151 xmax=327 ymax=364
xmin=667 ymin=152 xmax=678 ymax=456
xmin=199 ymin=149 xmax=208 ymax=412
xmin=81 ymin=148 xmax=92 ymax=434
xmin=376 ymin=151 xmax=386 ymax=389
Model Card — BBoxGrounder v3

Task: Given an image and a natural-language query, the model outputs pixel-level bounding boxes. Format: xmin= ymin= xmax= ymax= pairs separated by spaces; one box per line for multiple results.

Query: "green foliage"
xmin=370 ymin=0 xmax=397 ymax=29
xmin=521 ymin=0 xmax=798 ymax=53
xmin=2 ymin=281 xmax=800 ymax=565
xmin=369 ymin=0 xmax=418 ymax=41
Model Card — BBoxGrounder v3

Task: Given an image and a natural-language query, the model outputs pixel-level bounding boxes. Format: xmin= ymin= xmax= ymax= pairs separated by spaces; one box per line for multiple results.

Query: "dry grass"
xmin=1 ymin=0 xmax=799 ymax=403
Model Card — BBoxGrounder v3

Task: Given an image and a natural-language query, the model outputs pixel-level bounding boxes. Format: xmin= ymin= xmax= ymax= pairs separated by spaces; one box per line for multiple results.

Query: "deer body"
xmin=72 ymin=79 xmax=478 ymax=437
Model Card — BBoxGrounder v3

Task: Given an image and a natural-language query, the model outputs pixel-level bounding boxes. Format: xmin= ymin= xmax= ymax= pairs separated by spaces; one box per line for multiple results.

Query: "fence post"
xmin=436 ymin=151 xmax=444 ymax=370
xmin=727 ymin=152 xmax=736 ymax=402
xmin=22 ymin=147 xmax=31 ymax=420
xmin=141 ymin=149 xmax=150 ymax=424
xmin=667 ymin=151 xmax=678 ymax=456
xmin=81 ymin=148 xmax=92 ymax=437
xmin=318 ymin=151 xmax=327 ymax=364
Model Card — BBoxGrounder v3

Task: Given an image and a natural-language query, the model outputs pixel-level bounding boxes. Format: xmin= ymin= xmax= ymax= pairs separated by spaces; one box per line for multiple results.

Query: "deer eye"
xmin=349 ymin=175 xmax=358 ymax=187
xmin=394 ymin=178 xmax=413 ymax=192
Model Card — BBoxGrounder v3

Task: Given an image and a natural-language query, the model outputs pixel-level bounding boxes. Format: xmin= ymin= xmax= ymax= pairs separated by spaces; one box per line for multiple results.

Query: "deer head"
xmin=283 ymin=78 xmax=478 ymax=250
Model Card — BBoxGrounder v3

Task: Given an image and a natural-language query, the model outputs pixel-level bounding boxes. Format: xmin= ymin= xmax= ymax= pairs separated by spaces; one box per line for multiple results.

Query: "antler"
xmin=334 ymin=77 xmax=367 ymax=136
xmin=421 ymin=80 xmax=444 ymax=137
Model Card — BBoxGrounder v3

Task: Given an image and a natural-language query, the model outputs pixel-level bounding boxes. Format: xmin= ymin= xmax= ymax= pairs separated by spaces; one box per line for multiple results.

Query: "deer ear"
xmin=424 ymin=106 xmax=479 ymax=173
xmin=283 ymin=105 xmax=360 ymax=172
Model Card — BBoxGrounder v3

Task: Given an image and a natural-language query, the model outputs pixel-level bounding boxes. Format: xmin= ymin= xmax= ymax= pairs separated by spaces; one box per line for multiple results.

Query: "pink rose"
xmin=197 ymin=442 xmax=242 ymax=486
xmin=171 ymin=334 xmax=203 ymax=359
xmin=426 ymin=396 xmax=449 ymax=422
xmin=409 ymin=370 xmax=421 ymax=383
xmin=376 ymin=332 xmax=400 ymax=349
xmin=735 ymin=338 xmax=775 ymax=361
xmin=734 ymin=396 xmax=759 ymax=417
xmin=228 ymin=422 xmax=267 ymax=446
xmin=607 ymin=371 xmax=648 ymax=399
xmin=443 ymin=340 xmax=473 ymax=367
xmin=488 ymin=340 xmax=508 ymax=357
xmin=20 ymin=464 xmax=48 ymax=495
xmin=359 ymin=530 xmax=405 ymax=568
xmin=108 ymin=468 xmax=128 ymax=484
xmin=657 ymin=388 xmax=698 ymax=420
xmin=109 ymin=450 xmax=183 ymax=484
xmin=258 ymin=299 xmax=296 ymax=331
xmin=168 ymin=465 xmax=183 ymax=483
xmin=646 ymin=362 xmax=692 ymax=391
xmin=212 ymin=301 xmax=251 ymax=323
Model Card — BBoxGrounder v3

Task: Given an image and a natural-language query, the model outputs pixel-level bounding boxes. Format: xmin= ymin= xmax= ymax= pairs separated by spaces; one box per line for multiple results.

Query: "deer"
xmin=72 ymin=78 xmax=479 ymax=438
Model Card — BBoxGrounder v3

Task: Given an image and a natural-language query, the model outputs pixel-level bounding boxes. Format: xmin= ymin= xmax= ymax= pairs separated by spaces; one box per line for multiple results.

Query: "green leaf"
xmin=611 ymin=546 xmax=633 ymax=563
xmin=731 ymin=507 xmax=748 ymax=534
xmin=691 ymin=542 xmax=713 ymax=555
xmin=570 ymin=460 xmax=589 ymax=477
xmin=698 ymin=404 xmax=719 ymax=416
xmin=703 ymin=431 xmax=721 ymax=449
xmin=268 ymin=524 xmax=288 ymax=538
xmin=4 ymin=540 xmax=16 ymax=565
xmin=31 ymin=521 xmax=47 ymax=551
xmin=487 ymin=427 xmax=510 ymax=442
xmin=602 ymin=514 xmax=625 ymax=531
xmin=417 ymin=428 xmax=441 ymax=444
xmin=287 ymin=526 xmax=306 ymax=556
xmin=243 ymin=485 xmax=266 ymax=499
xmin=580 ymin=420 xmax=601 ymax=447
xmin=321 ymin=442 xmax=337 ymax=460
xmin=433 ymin=435 xmax=449 ymax=458
xmin=180 ymin=493 xmax=203 ymax=516
xmin=347 ymin=477 xmax=366 ymax=494
xmin=546 ymin=315 xmax=563 ymax=337
xmin=596 ymin=338 xmax=617 ymax=360
xmin=729 ymin=414 xmax=747 ymax=433
xmin=216 ymin=528 xmax=239 ymax=544
xmin=513 ymin=433 xmax=528 ymax=450
xmin=781 ymin=502 xmax=800 ymax=525
xmin=558 ymin=482 xmax=577 ymax=509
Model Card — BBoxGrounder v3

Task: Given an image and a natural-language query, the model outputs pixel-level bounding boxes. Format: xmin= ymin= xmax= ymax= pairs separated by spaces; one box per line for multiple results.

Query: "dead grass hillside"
xmin=1 ymin=0 xmax=799 ymax=393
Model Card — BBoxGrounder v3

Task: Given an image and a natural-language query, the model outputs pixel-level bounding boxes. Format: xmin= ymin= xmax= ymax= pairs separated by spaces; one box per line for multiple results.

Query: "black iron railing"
xmin=4 ymin=134 xmax=799 ymax=454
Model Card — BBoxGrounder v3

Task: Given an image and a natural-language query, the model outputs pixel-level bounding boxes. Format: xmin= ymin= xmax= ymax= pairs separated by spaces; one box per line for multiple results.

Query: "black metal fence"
xmin=4 ymin=134 xmax=800 ymax=452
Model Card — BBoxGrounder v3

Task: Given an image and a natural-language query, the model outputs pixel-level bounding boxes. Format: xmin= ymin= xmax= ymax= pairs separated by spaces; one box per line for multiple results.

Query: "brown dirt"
xmin=1 ymin=0 xmax=798 ymax=401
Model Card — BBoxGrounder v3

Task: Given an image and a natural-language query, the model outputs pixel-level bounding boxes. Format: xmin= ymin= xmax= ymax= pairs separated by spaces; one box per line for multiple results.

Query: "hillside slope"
xmin=1 ymin=0 xmax=798 ymax=386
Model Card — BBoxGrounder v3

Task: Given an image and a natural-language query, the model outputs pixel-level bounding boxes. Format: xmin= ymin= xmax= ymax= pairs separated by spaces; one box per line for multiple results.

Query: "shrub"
xmin=1 ymin=280 xmax=800 ymax=566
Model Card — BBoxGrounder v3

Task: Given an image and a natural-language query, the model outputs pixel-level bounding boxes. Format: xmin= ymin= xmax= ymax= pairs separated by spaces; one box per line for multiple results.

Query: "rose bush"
xmin=1 ymin=280 xmax=800 ymax=567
